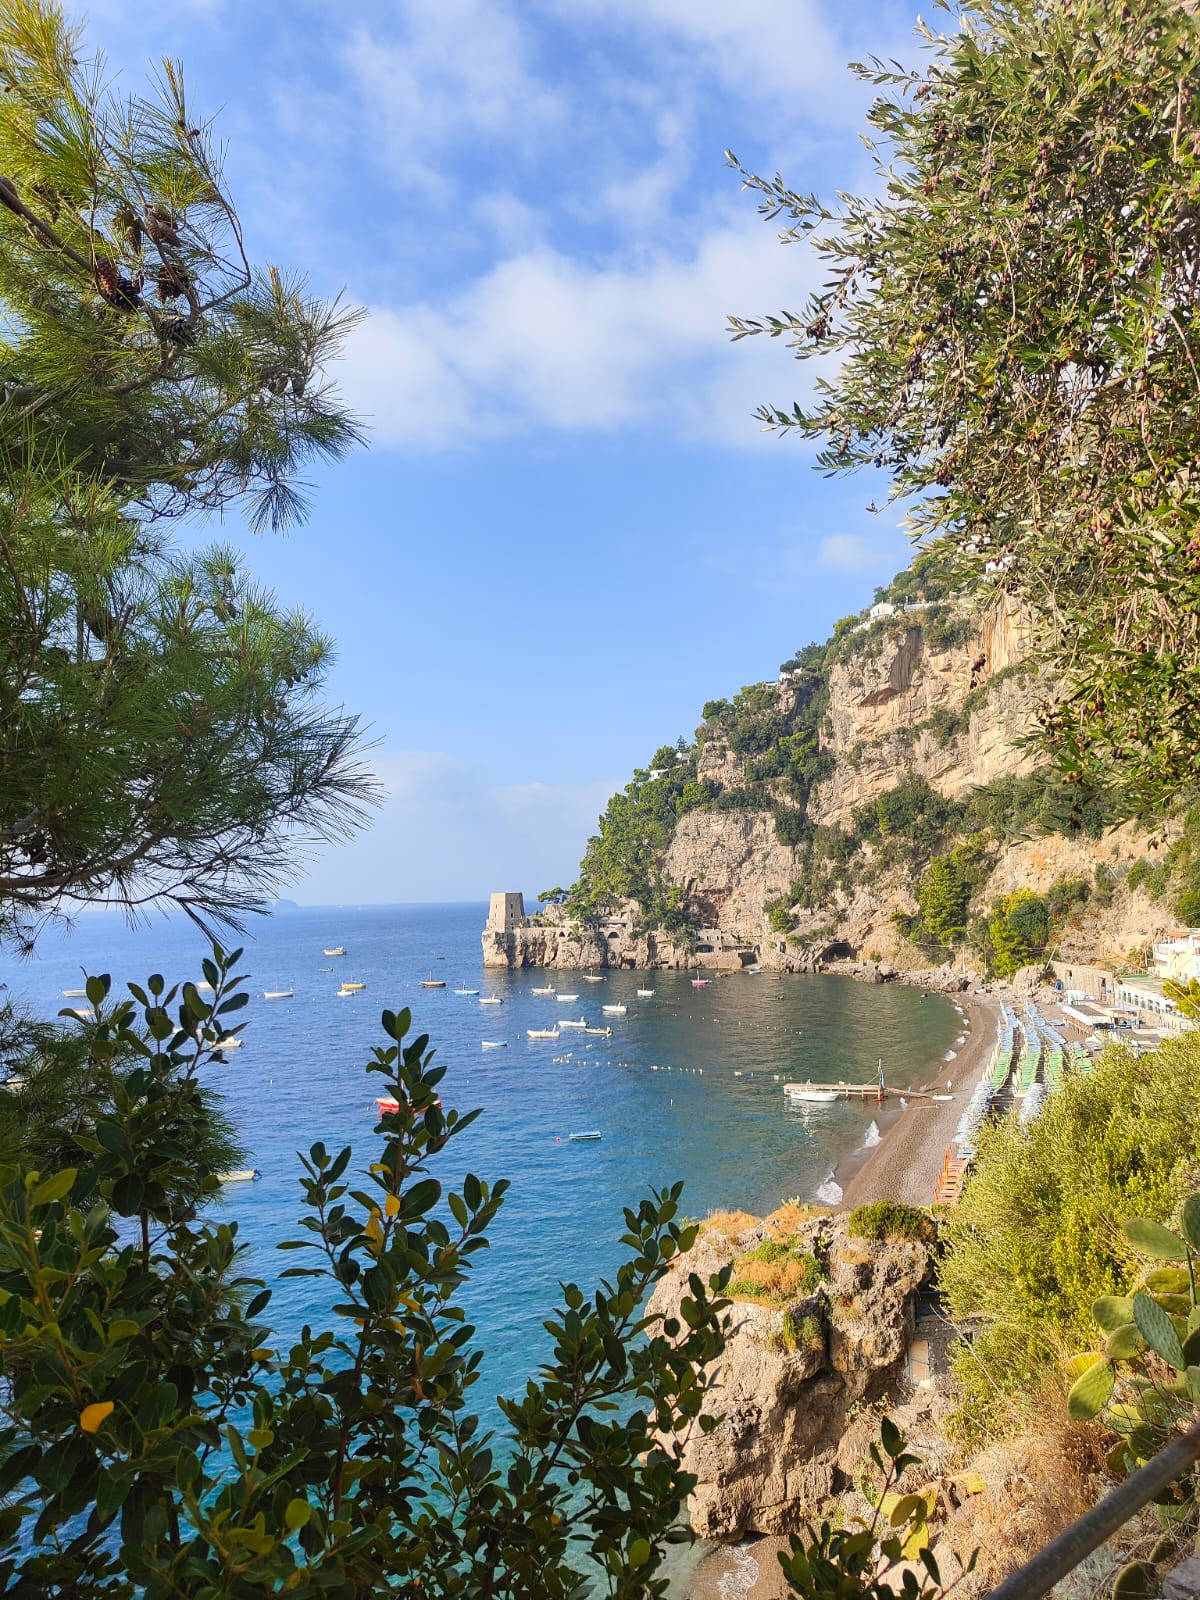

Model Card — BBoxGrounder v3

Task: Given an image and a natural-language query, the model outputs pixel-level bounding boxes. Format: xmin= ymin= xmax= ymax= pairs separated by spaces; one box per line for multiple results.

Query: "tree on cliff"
xmin=729 ymin=0 xmax=1200 ymax=820
xmin=0 ymin=0 xmax=375 ymax=947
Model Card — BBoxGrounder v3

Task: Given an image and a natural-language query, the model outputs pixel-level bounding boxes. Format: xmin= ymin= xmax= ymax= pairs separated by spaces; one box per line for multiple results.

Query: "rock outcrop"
xmin=648 ymin=1210 xmax=932 ymax=1538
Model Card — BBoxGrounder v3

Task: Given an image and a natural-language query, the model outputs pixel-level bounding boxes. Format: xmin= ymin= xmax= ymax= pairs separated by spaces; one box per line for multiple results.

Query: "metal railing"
xmin=984 ymin=1421 xmax=1200 ymax=1599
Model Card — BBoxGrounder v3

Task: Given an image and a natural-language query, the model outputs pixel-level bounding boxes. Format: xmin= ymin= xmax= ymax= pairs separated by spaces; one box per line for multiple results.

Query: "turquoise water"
xmin=0 ymin=901 xmax=958 ymax=1413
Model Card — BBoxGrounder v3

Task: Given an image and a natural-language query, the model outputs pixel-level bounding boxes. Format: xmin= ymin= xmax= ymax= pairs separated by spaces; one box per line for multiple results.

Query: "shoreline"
xmin=679 ymin=986 xmax=1003 ymax=1600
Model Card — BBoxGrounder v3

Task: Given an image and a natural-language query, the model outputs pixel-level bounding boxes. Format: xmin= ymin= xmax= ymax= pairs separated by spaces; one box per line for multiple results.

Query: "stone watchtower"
xmin=486 ymin=891 xmax=527 ymax=932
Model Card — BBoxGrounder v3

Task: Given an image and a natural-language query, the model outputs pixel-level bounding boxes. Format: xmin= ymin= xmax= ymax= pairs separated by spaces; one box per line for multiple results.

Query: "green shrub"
xmin=848 ymin=1201 xmax=928 ymax=1242
xmin=776 ymin=1308 xmax=824 ymax=1352
xmin=729 ymin=1238 xmax=822 ymax=1302
xmin=1126 ymin=857 xmax=1151 ymax=893
xmin=940 ymin=1032 xmax=1200 ymax=1440
xmin=1176 ymin=888 xmax=1200 ymax=926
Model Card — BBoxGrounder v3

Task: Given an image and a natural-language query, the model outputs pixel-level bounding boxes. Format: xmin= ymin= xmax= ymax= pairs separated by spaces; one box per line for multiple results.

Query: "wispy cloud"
xmin=336 ymin=217 xmax=818 ymax=448
xmin=293 ymin=751 xmax=615 ymax=902
xmin=817 ymin=532 xmax=893 ymax=573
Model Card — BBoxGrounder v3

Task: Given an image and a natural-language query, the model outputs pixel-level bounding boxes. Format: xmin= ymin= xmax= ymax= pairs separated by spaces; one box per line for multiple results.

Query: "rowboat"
xmin=691 ymin=979 xmax=711 ymax=988
xmin=478 ymin=995 xmax=503 ymax=1005
xmin=585 ymin=1027 xmax=612 ymax=1037
xmin=558 ymin=1018 xmax=588 ymax=1029
xmin=340 ymin=980 xmax=365 ymax=992
xmin=602 ymin=1004 xmax=626 ymax=1016
xmin=421 ymin=972 xmax=446 ymax=988
xmin=527 ymin=1028 xmax=560 ymax=1040
xmin=454 ymin=984 xmax=480 ymax=995
xmin=263 ymin=989 xmax=293 ymax=1000
xmin=218 ymin=1168 xmax=260 ymax=1183
xmin=582 ymin=975 xmax=606 ymax=983
xmin=532 ymin=983 xmax=555 ymax=995
xmin=323 ymin=947 xmax=345 ymax=957
xmin=556 ymin=992 xmax=579 ymax=1002
xmin=482 ymin=1040 xmax=507 ymax=1049
xmin=569 ymin=1131 xmax=601 ymax=1141
xmin=636 ymin=988 xmax=655 ymax=998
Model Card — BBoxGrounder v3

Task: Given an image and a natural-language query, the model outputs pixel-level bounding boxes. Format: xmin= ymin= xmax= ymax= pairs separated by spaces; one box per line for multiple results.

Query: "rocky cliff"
xmin=485 ymin=570 xmax=1177 ymax=974
xmin=647 ymin=1206 xmax=932 ymax=1538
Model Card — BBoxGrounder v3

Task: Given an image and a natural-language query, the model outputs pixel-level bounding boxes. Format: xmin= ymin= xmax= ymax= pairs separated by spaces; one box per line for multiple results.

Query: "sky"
xmin=77 ymin=0 xmax=931 ymax=904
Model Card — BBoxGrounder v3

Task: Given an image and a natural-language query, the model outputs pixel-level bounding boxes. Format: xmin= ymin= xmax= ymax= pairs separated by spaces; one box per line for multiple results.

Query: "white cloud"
xmin=817 ymin=532 xmax=892 ymax=573
xmin=292 ymin=751 xmax=614 ymax=903
xmin=342 ymin=0 xmax=561 ymax=186
xmin=336 ymin=217 xmax=818 ymax=449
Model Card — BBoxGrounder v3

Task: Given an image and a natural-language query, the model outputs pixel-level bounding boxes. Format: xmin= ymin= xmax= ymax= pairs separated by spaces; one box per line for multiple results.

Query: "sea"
xmin=1 ymin=900 xmax=959 ymax=1582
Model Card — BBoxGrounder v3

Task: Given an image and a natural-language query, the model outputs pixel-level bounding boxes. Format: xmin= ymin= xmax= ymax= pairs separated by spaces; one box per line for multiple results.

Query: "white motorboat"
xmin=585 ymin=1026 xmax=613 ymax=1037
xmin=602 ymin=1004 xmax=626 ymax=1016
xmin=218 ymin=1168 xmax=260 ymax=1183
xmin=532 ymin=984 xmax=555 ymax=995
xmin=323 ymin=947 xmax=346 ymax=956
xmin=527 ymin=1028 xmax=560 ymax=1040
xmin=582 ymin=975 xmax=606 ymax=983
xmin=62 ymin=989 xmax=87 ymax=998
xmin=263 ymin=989 xmax=293 ymax=1000
xmin=482 ymin=1040 xmax=508 ymax=1049
xmin=556 ymin=992 xmax=579 ymax=1002
xmin=784 ymin=1083 xmax=840 ymax=1104
xmin=215 ymin=1035 xmax=243 ymax=1050
xmin=196 ymin=981 xmax=214 ymax=992
xmin=568 ymin=1130 xmax=602 ymax=1141
xmin=636 ymin=988 xmax=655 ymax=998
xmin=558 ymin=1018 xmax=588 ymax=1029
xmin=478 ymin=995 xmax=503 ymax=1005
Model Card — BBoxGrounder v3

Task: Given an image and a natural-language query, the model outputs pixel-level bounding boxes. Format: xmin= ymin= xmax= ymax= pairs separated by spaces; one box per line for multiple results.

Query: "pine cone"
xmin=112 ymin=204 xmax=143 ymax=250
xmin=94 ymin=256 xmax=141 ymax=311
xmin=157 ymin=313 xmax=196 ymax=347
xmin=144 ymin=205 xmax=182 ymax=246
xmin=155 ymin=261 xmax=189 ymax=301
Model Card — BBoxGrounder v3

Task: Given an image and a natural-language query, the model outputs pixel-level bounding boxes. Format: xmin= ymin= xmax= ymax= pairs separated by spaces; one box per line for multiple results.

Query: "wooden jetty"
xmin=783 ymin=1082 xmax=941 ymax=1104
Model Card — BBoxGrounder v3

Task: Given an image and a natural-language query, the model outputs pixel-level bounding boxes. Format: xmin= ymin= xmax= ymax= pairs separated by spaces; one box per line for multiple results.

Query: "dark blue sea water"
xmin=0 ymin=901 xmax=958 ymax=1418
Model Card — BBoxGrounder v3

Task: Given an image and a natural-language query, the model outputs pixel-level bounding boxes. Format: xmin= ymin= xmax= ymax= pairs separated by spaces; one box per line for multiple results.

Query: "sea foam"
xmin=863 ymin=1120 xmax=882 ymax=1148
xmin=815 ymin=1171 xmax=844 ymax=1206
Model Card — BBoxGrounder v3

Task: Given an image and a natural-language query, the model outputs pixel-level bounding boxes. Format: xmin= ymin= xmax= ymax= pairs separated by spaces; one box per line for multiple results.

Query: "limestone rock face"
xmin=482 ymin=590 xmax=1173 ymax=973
xmin=648 ymin=1214 xmax=931 ymax=1539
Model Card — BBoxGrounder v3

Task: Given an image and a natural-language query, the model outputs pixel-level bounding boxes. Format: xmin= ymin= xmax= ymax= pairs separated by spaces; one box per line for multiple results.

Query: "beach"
xmin=682 ymin=987 xmax=1003 ymax=1600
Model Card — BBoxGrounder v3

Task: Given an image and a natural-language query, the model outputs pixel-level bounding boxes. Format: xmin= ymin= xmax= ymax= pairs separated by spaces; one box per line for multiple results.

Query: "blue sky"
xmin=80 ymin=0 xmax=928 ymax=903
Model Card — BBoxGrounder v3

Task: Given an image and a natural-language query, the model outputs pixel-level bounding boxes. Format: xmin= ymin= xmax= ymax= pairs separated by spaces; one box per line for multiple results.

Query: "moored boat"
xmin=527 ymin=1027 xmax=560 ymax=1040
xmin=636 ymin=988 xmax=655 ymax=998
xmin=263 ymin=989 xmax=293 ymax=1000
xmin=568 ymin=1130 xmax=602 ymax=1141
xmin=481 ymin=1040 xmax=507 ymax=1049
xmin=323 ymin=947 xmax=346 ymax=956
xmin=558 ymin=1017 xmax=588 ymax=1029
xmin=601 ymin=1003 xmax=626 ymax=1016
xmin=340 ymin=980 xmax=366 ymax=993
xmin=62 ymin=988 xmax=87 ymax=998
xmin=556 ymin=992 xmax=579 ymax=1002
xmin=582 ymin=975 xmax=606 ymax=983
xmin=215 ymin=1035 xmax=243 ymax=1050
xmin=478 ymin=995 xmax=503 ymax=1005
xmin=532 ymin=983 xmax=555 ymax=995
xmin=691 ymin=978 xmax=711 ymax=987
xmin=585 ymin=1026 xmax=612 ymax=1037
xmin=784 ymin=1082 xmax=840 ymax=1104
xmin=454 ymin=985 xmax=480 ymax=995
xmin=219 ymin=1168 xmax=260 ymax=1183
xmin=421 ymin=972 xmax=447 ymax=988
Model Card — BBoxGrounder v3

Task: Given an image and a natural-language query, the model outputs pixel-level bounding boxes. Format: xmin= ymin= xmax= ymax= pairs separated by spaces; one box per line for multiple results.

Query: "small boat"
xmin=636 ymin=988 xmax=655 ymax=998
xmin=556 ymin=992 xmax=579 ymax=1002
xmin=558 ymin=1018 xmax=588 ymax=1029
xmin=454 ymin=987 xmax=480 ymax=996
xmin=585 ymin=1027 xmax=613 ymax=1037
xmin=323 ymin=947 xmax=346 ymax=957
xmin=478 ymin=995 xmax=503 ymax=1005
xmin=66 ymin=1006 xmax=95 ymax=1019
xmin=421 ymin=972 xmax=447 ymax=988
xmin=532 ymin=983 xmax=555 ymax=995
xmin=527 ymin=1028 xmax=560 ymax=1040
xmin=196 ymin=981 xmax=214 ymax=992
xmin=568 ymin=1131 xmax=602 ymax=1141
xmin=218 ymin=1168 xmax=260 ymax=1184
xmin=691 ymin=979 xmax=711 ymax=988
xmin=582 ymin=975 xmax=606 ymax=983
xmin=784 ymin=1083 xmax=840 ymax=1104
xmin=481 ymin=1040 xmax=508 ymax=1049
xmin=602 ymin=1004 xmax=626 ymax=1016
xmin=376 ymin=1095 xmax=400 ymax=1114
xmin=215 ymin=1035 xmax=243 ymax=1050
xmin=340 ymin=980 xmax=366 ymax=992
xmin=62 ymin=989 xmax=87 ymax=998
xmin=263 ymin=989 xmax=293 ymax=1000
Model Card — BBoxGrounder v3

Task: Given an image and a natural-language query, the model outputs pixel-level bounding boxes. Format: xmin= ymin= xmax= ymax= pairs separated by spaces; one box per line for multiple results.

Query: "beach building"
xmin=1152 ymin=929 xmax=1200 ymax=983
xmin=1114 ymin=974 xmax=1192 ymax=1033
